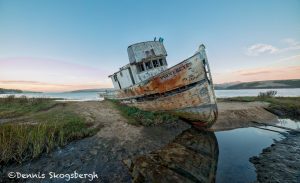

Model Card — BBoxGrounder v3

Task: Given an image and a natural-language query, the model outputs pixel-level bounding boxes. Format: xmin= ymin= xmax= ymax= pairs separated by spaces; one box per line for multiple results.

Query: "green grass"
xmin=218 ymin=96 xmax=300 ymax=120
xmin=0 ymin=96 xmax=100 ymax=165
xmin=109 ymin=100 xmax=178 ymax=126
xmin=0 ymin=95 xmax=57 ymax=118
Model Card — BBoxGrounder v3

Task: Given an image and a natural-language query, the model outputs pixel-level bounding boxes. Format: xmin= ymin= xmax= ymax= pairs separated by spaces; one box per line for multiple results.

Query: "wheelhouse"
xmin=109 ymin=40 xmax=168 ymax=89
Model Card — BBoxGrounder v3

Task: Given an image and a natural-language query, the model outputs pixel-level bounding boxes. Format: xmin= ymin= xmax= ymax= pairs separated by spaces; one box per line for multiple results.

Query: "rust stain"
xmin=117 ymin=58 xmax=204 ymax=99
xmin=104 ymin=50 xmax=218 ymax=127
xmin=129 ymin=82 xmax=209 ymax=111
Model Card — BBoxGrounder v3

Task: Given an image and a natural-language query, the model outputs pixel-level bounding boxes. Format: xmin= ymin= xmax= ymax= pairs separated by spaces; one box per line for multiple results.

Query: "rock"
xmin=122 ymin=159 xmax=132 ymax=170
xmin=89 ymin=149 xmax=98 ymax=155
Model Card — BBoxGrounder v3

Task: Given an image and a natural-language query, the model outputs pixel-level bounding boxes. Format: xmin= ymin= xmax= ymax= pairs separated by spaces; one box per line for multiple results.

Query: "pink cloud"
xmin=0 ymin=80 xmax=112 ymax=92
xmin=0 ymin=57 xmax=113 ymax=91
xmin=213 ymin=66 xmax=300 ymax=84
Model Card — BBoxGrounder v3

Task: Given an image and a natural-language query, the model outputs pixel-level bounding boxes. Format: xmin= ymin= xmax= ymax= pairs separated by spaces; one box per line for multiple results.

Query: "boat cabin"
xmin=109 ymin=40 xmax=168 ymax=89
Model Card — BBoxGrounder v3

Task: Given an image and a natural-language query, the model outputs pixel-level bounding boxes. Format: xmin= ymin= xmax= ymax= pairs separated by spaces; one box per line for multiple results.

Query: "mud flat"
xmin=0 ymin=101 xmax=191 ymax=182
xmin=211 ymin=101 xmax=278 ymax=131
xmin=0 ymin=99 xmax=295 ymax=182
xmin=250 ymin=132 xmax=300 ymax=183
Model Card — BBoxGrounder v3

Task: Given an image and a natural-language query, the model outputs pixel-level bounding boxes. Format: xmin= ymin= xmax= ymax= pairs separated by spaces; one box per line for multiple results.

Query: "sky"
xmin=0 ymin=0 xmax=300 ymax=92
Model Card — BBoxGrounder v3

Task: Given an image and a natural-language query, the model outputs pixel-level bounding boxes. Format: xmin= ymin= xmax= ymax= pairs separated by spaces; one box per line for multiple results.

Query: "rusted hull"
xmin=104 ymin=52 xmax=218 ymax=127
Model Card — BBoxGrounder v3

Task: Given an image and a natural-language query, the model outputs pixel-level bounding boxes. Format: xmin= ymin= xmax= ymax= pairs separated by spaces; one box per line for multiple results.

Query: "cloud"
xmin=214 ymin=53 xmax=300 ymax=83
xmin=282 ymin=38 xmax=300 ymax=47
xmin=280 ymin=38 xmax=300 ymax=52
xmin=213 ymin=65 xmax=300 ymax=84
xmin=237 ymin=70 xmax=273 ymax=76
xmin=0 ymin=57 xmax=114 ymax=92
xmin=246 ymin=44 xmax=279 ymax=56
xmin=0 ymin=57 xmax=114 ymax=91
xmin=277 ymin=54 xmax=300 ymax=62
xmin=0 ymin=80 xmax=112 ymax=92
xmin=246 ymin=38 xmax=300 ymax=56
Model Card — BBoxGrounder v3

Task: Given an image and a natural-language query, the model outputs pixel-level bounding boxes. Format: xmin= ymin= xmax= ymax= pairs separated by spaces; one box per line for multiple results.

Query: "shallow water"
xmin=215 ymin=88 xmax=300 ymax=98
xmin=276 ymin=118 xmax=300 ymax=130
xmin=0 ymin=88 xmax=300 ymax=100
xmin=0 ymin=91 xmax=104 ymax=101
xmin=215 ymin=118 xmax=299 ymax=182
xmin=215 ymin=127 xmax=283 ymax=182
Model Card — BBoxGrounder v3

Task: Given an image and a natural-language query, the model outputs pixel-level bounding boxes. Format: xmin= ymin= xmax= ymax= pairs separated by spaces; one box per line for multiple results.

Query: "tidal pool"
xmin=215 ymin=118 xmax=299 ymax=182
xmin=215 ymin=127 xmax=283 ymax=182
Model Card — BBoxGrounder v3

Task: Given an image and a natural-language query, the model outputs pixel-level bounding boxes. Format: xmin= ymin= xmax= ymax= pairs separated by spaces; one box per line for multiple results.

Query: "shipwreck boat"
xmin=103 ymin=40 xmax=218 ymax=127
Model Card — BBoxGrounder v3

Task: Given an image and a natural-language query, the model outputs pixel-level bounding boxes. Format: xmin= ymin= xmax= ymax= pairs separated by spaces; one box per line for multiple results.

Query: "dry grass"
xmin=0 ymin=96 xmax=100 ymax=165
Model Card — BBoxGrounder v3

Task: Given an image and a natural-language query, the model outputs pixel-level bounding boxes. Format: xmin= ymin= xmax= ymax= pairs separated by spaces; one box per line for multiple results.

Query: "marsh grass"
xmin=0 ymin=95 xmax=57 ymax=118
xmin=109 ymin=100 xmax=178 ymax=126
xmin=0 ymin=111 xmax=99 ymax=165
xmin=0 ymin=96 xmax=100 ymax=165
xmin=257 ymin=90 xmax=277 ymax=99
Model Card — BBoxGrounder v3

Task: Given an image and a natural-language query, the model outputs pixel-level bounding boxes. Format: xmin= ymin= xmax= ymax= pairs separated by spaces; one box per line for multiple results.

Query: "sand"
xmin=211 ymin=101 xmax=278 ymax=131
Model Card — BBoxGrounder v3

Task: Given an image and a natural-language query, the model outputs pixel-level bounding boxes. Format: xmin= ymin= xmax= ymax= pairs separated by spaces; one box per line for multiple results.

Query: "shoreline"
xmin=0 ymin=97 xmax=299 ymax=182
xmin=211 ymin=101 xmax=278 ymax=131
xmin=250 ymin=132 xmax=300 ymax=183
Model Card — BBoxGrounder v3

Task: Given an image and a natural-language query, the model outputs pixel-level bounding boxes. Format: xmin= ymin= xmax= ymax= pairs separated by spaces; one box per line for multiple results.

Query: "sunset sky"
xmin=1 ymin=0 xmax=300 ymax=92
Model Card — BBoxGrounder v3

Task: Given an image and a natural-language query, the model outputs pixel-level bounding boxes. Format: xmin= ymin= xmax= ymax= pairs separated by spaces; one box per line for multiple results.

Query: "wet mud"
xmin=250 ymin=132 xmax=300 ymax=183
xmin=1 ymin=100 xmax=299 ymax=183
xmin=0 ymin=101 xmax=190 ymax=182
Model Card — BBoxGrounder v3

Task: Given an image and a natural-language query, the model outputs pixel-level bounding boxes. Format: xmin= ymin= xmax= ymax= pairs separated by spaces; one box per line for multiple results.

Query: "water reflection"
xmin=215 ymin=127 xmax=284 ymax=182
xmin=126 ymin=128 xmax=219 ymax=183
xmin=127 ymin=121 xmax=294 ymax=183
xmin=276 ymin=118 xmax=300 ymax=130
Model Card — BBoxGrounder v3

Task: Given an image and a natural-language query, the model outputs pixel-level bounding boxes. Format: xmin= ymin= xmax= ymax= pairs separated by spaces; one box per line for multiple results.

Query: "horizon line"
xmin=1 ymin=78 xmax=300 ymax=93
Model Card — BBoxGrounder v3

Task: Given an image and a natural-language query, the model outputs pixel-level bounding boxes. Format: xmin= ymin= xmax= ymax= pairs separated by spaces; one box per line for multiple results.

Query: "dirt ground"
xmin=211 ymin=101 xmax=278 ymax=131
xmin=1 ymin=100 xmax=190 ymax=182
xmin=0 ymin=100 xmax=282 ymax=182
xmin=71 ymin=100 xmax=278 ymax=132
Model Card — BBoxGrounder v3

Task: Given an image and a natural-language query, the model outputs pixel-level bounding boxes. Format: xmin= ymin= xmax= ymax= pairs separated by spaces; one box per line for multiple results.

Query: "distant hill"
xmin=214 ymin=81 xmax=242 ymax=90
xmin=214 ymin=79 xmax=300 ymax=90
xmin=68 ymin=88 xmax=115 ymax=93
xmin=0 ymin=88 xmax=23 ymax=94
xmin=0 ymin=88 xmax=42 ymax=94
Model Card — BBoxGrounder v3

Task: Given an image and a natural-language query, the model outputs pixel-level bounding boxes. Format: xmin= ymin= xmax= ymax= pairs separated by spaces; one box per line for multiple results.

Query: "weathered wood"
xmin=104 ymin=42 xmax=218 ymax=127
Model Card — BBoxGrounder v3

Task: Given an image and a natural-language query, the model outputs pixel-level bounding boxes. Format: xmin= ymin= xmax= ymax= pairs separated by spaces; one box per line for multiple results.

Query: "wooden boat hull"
xmin=104 ymin=52 xmax=218 ymax=127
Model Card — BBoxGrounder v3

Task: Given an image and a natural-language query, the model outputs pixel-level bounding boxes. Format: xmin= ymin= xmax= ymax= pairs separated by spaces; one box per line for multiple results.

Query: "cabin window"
xmin=120 ymin=71 xmax=123 ymax=77
xmin=113 ymin=74 xmax=118 ymax=81
xmin=152 ymin=60 xmax=159 ymax=68
xmin=159 ymin=59 xmax=164 ymax=66
xmin=145 ymin=61 xmax=153 ymax=70
xmin=145 ymin=50 xmax=150 ymax=57
xmin=150 ymin=49 xmax=155 ymax=55
xmin=138 ymin=63 xmax=145 ymax=72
